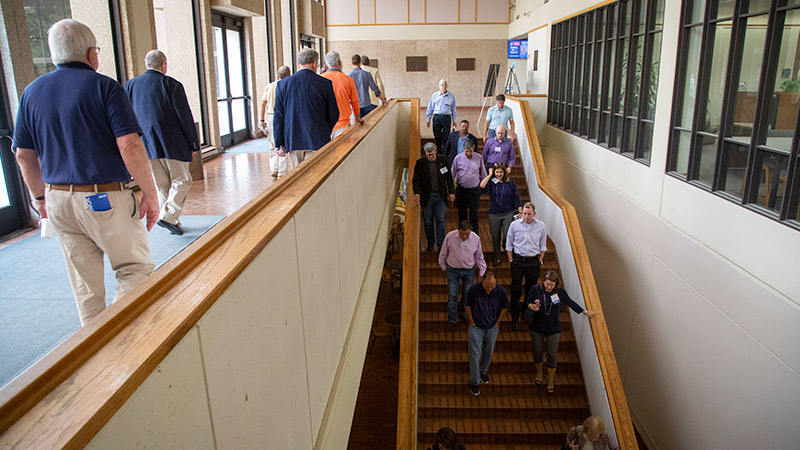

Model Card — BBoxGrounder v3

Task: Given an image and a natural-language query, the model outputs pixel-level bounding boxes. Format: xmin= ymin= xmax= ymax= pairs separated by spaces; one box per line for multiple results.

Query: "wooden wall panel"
xmin=376 ymin=0 xmax=408 ymax=24
xmin=326 ymin=0 xmax=358 ymax=25
xmin=426 ymin=0 xmax=458 ymax=23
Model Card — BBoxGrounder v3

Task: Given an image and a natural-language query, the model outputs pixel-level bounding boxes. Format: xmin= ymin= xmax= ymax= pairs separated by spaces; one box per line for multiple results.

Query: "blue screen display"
xmin=508 ymin=40 xmax=528 ymax=59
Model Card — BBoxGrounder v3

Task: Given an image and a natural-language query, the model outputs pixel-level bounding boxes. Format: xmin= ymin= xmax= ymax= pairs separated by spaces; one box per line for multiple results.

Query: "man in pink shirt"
xmin=438 ymin=220 xmax=487 ymax=328
xmin=321 ymin=51 xmax=362 ymax=138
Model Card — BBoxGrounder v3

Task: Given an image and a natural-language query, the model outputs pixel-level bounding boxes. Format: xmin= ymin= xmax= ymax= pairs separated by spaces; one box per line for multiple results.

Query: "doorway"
xmin=0 ymin=63 xmax=27 ymax=236
xmin=212 ymin=14 xmax=250 ymax=148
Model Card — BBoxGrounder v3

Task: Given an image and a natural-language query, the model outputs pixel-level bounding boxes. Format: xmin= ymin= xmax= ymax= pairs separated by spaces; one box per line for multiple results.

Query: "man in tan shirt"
xmin=259 ymin=65 xmax=291 ymax=178
xmin=361 ymin=55 xmax=385 ymax=107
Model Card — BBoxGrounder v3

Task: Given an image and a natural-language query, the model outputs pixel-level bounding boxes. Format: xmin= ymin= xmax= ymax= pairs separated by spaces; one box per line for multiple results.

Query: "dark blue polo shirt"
xmin=13 ymin=62 xmax=142 ymax=184
xmin=464 ymin=283 xmax=509 ymax=329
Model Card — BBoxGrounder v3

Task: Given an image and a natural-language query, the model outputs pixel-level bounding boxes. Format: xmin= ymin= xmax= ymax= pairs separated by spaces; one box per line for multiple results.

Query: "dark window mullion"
xmin=687 ymin=0 xmax=715 ymax=181
xmin=621 ymin=0 xmax=639 ymax=154
xmin=744 ymin=4 xmax=783 ymax=204
xmin=712 ymin=0 xmax=746 ymax=191
xmin=610 ymin=2 xmax=625 ymax=149
xmin=635 ymin=0 xmax=656 ymax=159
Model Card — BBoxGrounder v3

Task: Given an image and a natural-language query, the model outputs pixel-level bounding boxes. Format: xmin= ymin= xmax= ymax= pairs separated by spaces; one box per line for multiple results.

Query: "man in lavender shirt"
xmin=438 ymin=220 xmax=487 ymax=328
xmin=451 ymin=140 xmax=487 ymax=235
xmin=482 ymin=124 xmax=515 ymax=173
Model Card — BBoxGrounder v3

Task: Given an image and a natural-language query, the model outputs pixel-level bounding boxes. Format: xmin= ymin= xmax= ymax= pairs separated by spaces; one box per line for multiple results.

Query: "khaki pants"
xmin=286 ymin=150 xmax=315 ymax=171
xmin=266 ymin=112 xmax=287 ymax=176
xmin=150 ymin=158 xmax=192 ymax=225
xmin=46 ymin=188 xmax=154 ymax=325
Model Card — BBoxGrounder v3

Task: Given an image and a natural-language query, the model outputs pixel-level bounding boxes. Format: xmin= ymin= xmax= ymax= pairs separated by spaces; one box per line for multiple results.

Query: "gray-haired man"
xmin=14 ymin=19 xmax=158 ymax=325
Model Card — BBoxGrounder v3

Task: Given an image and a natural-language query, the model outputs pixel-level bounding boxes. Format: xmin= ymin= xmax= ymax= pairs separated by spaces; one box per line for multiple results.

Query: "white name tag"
xmin=494 ymin=146 xmax=501 ymax=153
xmin=471 ymin=163 xmax=478 ymax=171
xmin=551 ymin=293 xmax=560 ymax=304
xmin=440 ymin=167 xmax=448 ymax=174
xmin=524 ymin=233 xmax=531 ymax=242
xmin=492 ymin=178 xmax=499 ymax=184
xmin=459 ymin=240 xmax=469 ymax=248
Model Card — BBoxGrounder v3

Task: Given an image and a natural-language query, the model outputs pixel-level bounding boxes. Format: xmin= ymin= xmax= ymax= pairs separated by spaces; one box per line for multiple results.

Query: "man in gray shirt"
xmin=349 ymin=54 xmax=386 ymax=118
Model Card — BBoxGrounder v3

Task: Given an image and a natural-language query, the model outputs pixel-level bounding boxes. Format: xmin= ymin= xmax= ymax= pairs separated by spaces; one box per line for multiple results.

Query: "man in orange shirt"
xmin=322 ymin=51 xmax=362 ymax=138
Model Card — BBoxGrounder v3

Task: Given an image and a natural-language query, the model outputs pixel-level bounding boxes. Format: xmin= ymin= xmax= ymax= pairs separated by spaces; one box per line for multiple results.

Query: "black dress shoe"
xmin=157 ymin=219 xmax=184 ymax=235
xmin=511 ymin=322 xmax=518 ymax=331
xmin=426 ymin=243 xmax=434 ymax=252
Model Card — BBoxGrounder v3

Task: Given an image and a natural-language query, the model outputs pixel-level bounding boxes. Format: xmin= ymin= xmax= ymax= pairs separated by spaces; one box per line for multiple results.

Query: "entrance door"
xmin=212 ymin=14 xmax=250 ymax=148
xmin=0 ymin=64 xmax=27 ymax=236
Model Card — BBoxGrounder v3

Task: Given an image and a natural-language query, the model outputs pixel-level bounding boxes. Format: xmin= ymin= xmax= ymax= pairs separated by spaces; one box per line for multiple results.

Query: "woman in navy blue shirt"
xmin=524 ymin=270 xmax=596 ymax=393
xmin=479 ymin=163 xmax=522 ymax=267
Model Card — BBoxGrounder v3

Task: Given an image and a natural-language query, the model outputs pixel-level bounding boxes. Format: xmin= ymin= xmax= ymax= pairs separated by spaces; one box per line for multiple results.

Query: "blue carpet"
xmin=0 ymin=215 xmax=225 ymax=387
xmin=224 ymin=138 xmax=270 ymax=153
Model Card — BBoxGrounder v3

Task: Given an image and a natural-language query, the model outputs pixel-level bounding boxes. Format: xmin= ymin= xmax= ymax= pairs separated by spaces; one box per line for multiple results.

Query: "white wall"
xmin=512 ymin=0 xmax=800 ymax=448
xmin=86 ymin=105 xmax=410 ymax=449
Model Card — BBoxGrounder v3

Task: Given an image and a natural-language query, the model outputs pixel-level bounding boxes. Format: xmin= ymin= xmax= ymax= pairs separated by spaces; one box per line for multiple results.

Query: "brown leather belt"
xmin=47 ymin=182 xmax=128 ymax=193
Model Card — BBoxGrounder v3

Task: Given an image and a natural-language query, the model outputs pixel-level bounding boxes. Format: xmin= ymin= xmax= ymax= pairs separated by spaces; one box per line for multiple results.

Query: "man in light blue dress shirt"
xmin=483 ymin=94 xmax=515 ymax=140
xmin=426 ymin=79 xmax=457 ymax=153
xmin=505 ymin=202 xmax=547 ymax=330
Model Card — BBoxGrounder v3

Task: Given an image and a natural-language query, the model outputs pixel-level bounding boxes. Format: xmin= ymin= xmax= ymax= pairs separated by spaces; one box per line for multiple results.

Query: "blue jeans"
xmin=468 ymin=325 xmax=499 ymax=386
xmin=487 ymin=128 xmax=497 ymax=140
xmin=360 ymin=103 xmax=376 ymax=118
xmin=446 ymin=265 xmax=473 ymax=324
xmin=422 ymin=192 xmax=447 ymax=247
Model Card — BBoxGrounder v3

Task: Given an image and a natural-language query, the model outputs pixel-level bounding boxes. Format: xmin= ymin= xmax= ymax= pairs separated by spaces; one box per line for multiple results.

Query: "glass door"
xmin=0 ymin=63 xmax=26 ymax=236
xmin=212 ymin=14 xmax=250 ymax=148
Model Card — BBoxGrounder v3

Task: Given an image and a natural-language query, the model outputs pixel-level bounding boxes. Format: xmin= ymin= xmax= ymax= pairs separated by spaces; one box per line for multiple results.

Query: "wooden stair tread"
xmin=419 ymin=349 xmax=579 ymax=363
xmin=418 ymin=417 xmax=575 ymax=435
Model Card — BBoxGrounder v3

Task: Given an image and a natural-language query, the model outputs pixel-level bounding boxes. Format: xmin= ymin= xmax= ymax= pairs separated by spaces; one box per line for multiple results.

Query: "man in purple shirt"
xmin=464 ymin=271 xmax=508 ymax=396
xmin=451 ymin=140 xmax=487 ymax=235
xmin=438 ymin=220 xmax=487 ymax=328
xmin=482 ymin=125 xmax=515 ymax=173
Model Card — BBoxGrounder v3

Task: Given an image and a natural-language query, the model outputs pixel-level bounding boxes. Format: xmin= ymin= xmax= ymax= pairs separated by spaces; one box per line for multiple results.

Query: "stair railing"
xmin=507 ymin=96 xmax=639 ymax=449
xmin=396 ymin=98 xmax=420 ymax=449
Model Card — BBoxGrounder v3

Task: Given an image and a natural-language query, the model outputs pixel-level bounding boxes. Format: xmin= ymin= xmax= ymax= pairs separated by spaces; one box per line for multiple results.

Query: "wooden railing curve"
xmin=510 ymin=96 xmax=639 ymax=449
xmin=396 ymin=98 xmax=420 ymax=450
xmin=0 ymin=100 xmax=409 ymax=449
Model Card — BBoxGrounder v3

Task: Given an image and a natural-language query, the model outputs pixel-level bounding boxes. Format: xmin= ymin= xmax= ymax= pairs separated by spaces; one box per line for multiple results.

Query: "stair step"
xmin=419 ymin=349 xmax=581 ymax=373
xmin=418 ymin=417 xmax=575 ymax=445
xmin=418 ymin=392 xmax=589 ymax=420
xmin=419 ymin=371 xmax=587 ymax=396
xmin=419 ymin=328 xmax=576 ymax=352
xmin=417 ymin=444 xmax=563 ymax=450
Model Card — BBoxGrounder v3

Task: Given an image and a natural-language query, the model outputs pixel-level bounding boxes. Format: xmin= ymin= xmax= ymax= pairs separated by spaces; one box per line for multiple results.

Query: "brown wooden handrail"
xmin=396 ymin=98 xmax=420 ymax=450
xmin=510 ymin=96 xmax=639 ymax=449
xmin=0 ymin=100 xmax=409 ymax=449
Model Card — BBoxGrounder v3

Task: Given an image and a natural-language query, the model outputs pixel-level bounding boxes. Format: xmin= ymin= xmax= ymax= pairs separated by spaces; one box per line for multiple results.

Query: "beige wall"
xmin=86 ymin=104 xmax=410 ymax=449
xmin=328 ymin=39 xmax=507 ymax=106
xmin=326 ymin=0 xmax=509 ymax=25
xmin=70 ymin=0 xmax=117 ymax=79
xmin=0 ymin=0 xmax=36 ymax=114
xmin=119 ymin=0 xmax=156 ymax=79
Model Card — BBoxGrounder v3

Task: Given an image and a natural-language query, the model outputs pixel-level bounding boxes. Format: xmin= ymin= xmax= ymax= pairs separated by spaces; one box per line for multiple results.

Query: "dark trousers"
xmin=432 ymin=114 xmax=451 ymax=153
xmin=422 ymin=192 xmax=447 ymax=247
xmin=509 ymin=255 xmax=541 ymax=325
xmin=455 ymin=185 xmax=481 ymax=235
xmin=360 ymin=103 xmax=376 ymax=118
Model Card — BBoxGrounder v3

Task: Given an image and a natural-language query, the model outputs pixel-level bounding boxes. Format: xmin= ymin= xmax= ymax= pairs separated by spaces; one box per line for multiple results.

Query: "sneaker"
xmin=157 ymin=219 xmax=184 ymax=236
xmin=493 ymin=258 xmax=501 ymax=267
xmin=480 ymin=374 xmax=490 ymax=384
xmin=271 ymin=172 xmax=278 ymax=178
xmin=446 ymin=322 xmax=457 ymax=329
xmin=470 ymin=385 xmax=480 ymax=396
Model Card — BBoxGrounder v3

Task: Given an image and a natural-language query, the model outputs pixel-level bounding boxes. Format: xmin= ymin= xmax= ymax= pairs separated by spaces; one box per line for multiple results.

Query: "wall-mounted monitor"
xmin=508 ymin=40 xmax=528 ymax=59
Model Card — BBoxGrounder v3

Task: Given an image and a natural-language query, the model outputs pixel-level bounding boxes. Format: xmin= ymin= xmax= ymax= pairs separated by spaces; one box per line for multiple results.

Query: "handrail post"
xmin=396 ymin=98 xmax=420 ymax=449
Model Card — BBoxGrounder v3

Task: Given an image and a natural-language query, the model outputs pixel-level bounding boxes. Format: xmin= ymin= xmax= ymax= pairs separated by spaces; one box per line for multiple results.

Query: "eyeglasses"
xmin=92 ymin=46 xmax=101 ymax=54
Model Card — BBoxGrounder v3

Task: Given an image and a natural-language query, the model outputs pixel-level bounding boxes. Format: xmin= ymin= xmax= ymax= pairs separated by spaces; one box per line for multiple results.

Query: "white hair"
xmin=145 ymin=49 xmax=166 ymax=69
xmin=48 ymin=19 xmax=96 ymax=65
xmin=324 ymin=51 xmax=340 ymax=69
xmin=439 ymin=79 xmax=448 ymax=85
xmin=423 ymin=142 xmax=437 ymax=153
xmin=297 ymin=48 xmax=318 ymax=66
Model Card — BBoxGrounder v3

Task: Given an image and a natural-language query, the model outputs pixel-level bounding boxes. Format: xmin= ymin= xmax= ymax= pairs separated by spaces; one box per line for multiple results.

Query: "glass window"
xmin=689 ymin=0 xmax=706 ymax=23
xmin=727 ymin=15 xmax=768 ymax=143
xmin=668 ymin=0 xmax=800 ymax=227
xmin=24 ymin=0 xmax=72 ymax=77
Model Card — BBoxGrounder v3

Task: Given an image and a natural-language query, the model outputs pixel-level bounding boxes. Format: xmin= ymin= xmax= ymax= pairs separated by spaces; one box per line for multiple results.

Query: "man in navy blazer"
xmin=126 ymin=50 xmax=200 ymax=235
xmin=273 ymin=49 xmax=338 ymax=171
xmin=444 ymin=119 xmax=479 ymax=167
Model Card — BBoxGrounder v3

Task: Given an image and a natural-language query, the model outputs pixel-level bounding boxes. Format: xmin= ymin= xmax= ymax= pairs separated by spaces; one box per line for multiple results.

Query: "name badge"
xmin=459 ymin=240 xmax=469 ymax=248
xmin=440 ymin=167 xmax=448 ymax=174
xmin=494 ymin=146 xmax=502 ymax=153
xmin=492 ymin=178 xmax=499 ymax=184
xmin=524 ymin=233 xmax=532 ymax=242
xmin=85 ymin=193 xmax=111 ymax=211
xmin=471 ymin=163 xmax=478 ymax=171
xmin=551 ymin=293 xmax=560 ymax=304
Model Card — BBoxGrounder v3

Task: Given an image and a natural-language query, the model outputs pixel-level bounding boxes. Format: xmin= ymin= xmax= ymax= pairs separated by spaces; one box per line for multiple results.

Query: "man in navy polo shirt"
xmin=464 ymin=270 xmax=508 ymax=396
xmin=14 ymin=19 xmax=159 ymax=325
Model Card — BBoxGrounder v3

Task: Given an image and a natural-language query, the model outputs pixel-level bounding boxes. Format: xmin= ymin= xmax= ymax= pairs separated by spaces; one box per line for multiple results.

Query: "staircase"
xmin=416 ymin=139 xmax=590 ymax=448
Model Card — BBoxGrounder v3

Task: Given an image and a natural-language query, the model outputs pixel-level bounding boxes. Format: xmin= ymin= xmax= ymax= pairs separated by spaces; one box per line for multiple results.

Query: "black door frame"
xmin=212 ymin=13 xmax=250 ymax=148
xmin=0 ymin=61 xmax=29 ymax=236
